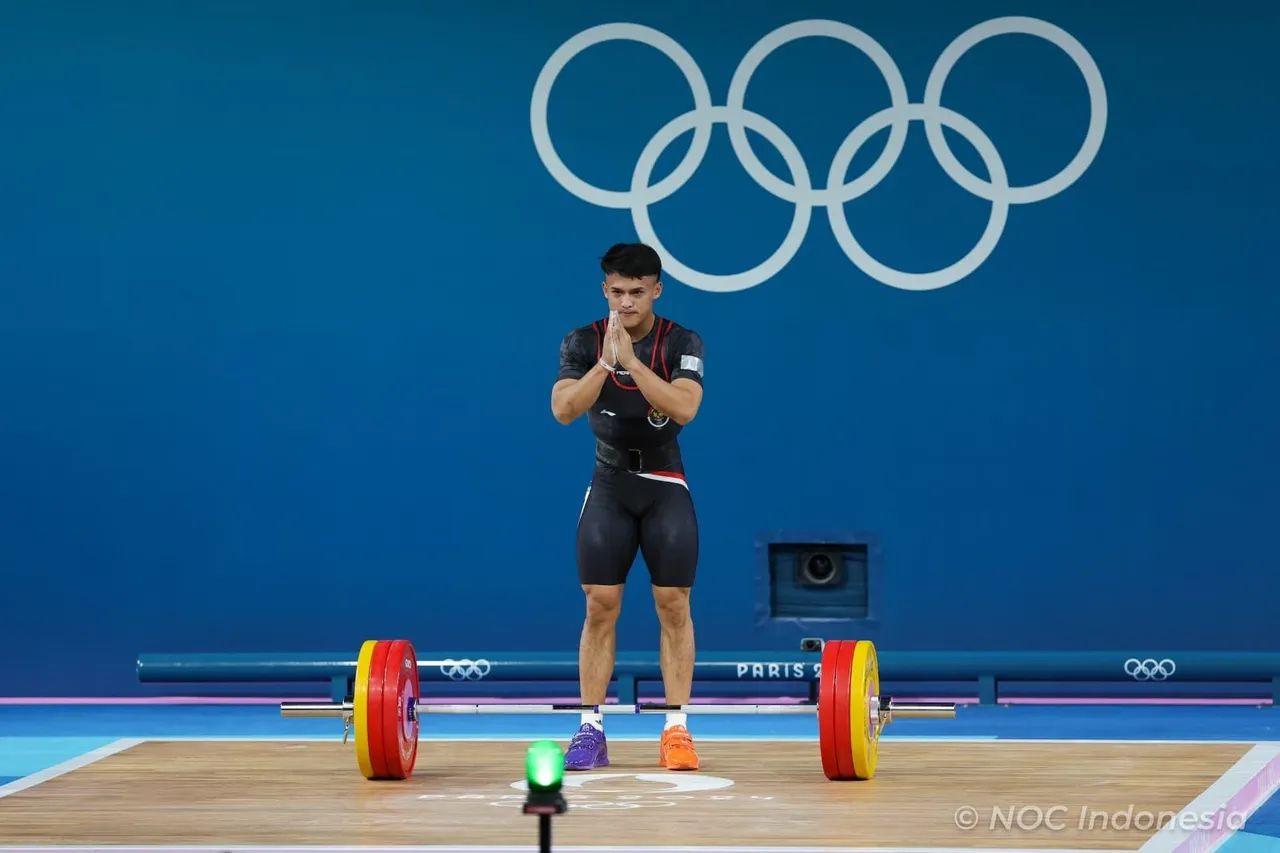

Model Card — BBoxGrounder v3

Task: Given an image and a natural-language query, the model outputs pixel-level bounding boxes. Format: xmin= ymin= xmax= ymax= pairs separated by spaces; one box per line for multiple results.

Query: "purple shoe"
xmin=564 ymin=723 xmax=609 ymax=770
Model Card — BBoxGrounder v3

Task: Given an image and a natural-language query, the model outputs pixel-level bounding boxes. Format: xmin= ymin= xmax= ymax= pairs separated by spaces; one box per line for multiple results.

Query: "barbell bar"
xmin=282 ymin=700 xmax=956 ymax=717
xmin=279 ymin=638 xmax=957 ymax=783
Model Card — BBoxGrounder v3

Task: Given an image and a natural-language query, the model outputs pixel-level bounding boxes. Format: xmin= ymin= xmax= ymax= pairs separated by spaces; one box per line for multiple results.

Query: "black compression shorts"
xmin=575 ymin=466 xmax=698 ymax=588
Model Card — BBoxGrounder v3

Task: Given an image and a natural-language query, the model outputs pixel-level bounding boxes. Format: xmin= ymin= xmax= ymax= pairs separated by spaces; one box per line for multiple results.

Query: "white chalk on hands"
xmin=608 ymin=311 xmax=619 ymax=365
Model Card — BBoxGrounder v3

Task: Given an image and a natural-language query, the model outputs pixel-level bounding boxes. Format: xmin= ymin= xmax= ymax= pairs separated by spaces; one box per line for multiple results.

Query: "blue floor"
xmin=2 ymin=703 xmax=1280 ymax=848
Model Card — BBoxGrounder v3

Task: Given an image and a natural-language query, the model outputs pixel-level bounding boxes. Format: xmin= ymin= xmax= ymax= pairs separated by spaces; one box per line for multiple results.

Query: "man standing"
xmin=549 ymin=243 xmax=706 ymax=771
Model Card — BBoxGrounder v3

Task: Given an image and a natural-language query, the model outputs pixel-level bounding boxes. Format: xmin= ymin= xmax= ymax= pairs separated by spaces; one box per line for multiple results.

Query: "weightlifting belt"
xmin=595 ymin=439 xmax=682 ymax=474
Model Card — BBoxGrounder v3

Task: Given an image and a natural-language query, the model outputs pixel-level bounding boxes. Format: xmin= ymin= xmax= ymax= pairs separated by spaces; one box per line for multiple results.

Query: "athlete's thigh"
xmin=638 ymin=481 xmax=699 ymax=588
xmin=576 ymin=471 xmax=641 ymax=586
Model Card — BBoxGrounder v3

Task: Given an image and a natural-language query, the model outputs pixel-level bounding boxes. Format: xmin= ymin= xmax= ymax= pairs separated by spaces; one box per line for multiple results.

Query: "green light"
xmin=525 ymin=739 xmax=564 ymax=792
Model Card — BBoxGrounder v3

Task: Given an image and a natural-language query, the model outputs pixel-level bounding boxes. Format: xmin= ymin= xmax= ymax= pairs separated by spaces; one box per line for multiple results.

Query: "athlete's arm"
xmin=551 ymin=369 xmax=609 ymax=424
xmin=624 ymin=328 xmax=705 ymax=426
xmin=551 ymin=329 xmax=609 ymax=425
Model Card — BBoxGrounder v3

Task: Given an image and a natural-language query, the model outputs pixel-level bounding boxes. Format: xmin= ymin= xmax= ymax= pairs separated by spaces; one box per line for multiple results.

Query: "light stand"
xmin=522 ymin=740 xmax=568 ymax=853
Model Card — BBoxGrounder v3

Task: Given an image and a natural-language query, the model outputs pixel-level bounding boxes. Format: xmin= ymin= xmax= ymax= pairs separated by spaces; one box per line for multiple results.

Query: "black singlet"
xmin=556 ymin=315 xmax=705 ymax=587
xmin=556 ymin=315 xmax=705 ymax=471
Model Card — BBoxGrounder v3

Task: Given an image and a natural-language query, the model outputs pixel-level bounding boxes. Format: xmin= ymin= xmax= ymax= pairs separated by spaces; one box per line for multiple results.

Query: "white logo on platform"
xmin=511 ymin=772 xmax=734 ymax=794
xmin=420 ymin=773 xmax=774 ymax=811
xmin=511 ymin=773 xmax=755 ymax=809
xmin=531 ymin=18 xmax=1107 ymax=293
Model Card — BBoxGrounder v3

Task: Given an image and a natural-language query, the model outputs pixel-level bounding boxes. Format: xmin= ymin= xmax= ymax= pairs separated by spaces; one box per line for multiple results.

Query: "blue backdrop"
xmin=2 ymin=0 xmax=1276 ymax=695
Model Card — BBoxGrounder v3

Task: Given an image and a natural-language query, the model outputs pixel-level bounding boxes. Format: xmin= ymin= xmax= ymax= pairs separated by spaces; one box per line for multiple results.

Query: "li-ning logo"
xmin=440 ymin=659 xmax=491 ymax=681
xmin=531 ymin=18 xmax=1107 ymax=293
xmin=1124 ymin=658 xmax=1176 ymax=681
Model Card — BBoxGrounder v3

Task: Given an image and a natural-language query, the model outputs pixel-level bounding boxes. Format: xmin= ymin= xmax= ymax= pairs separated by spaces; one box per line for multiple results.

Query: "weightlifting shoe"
xmin=659 ymin=725 xmax=699 ymax=770
xmin=564 ymin=723 xmax=609 ymax=770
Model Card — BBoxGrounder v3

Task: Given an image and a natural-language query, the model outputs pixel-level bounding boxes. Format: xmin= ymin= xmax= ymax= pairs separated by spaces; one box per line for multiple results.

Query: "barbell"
xmin=280 ymin=638 xmax=955 ymax=782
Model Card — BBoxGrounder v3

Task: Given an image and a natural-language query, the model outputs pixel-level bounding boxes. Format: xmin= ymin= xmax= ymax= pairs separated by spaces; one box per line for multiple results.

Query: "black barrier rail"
xmin=135 ymin=648 xmax=1280 ymax=704
xmin=136 ymin=651 xmax=826 ymax=703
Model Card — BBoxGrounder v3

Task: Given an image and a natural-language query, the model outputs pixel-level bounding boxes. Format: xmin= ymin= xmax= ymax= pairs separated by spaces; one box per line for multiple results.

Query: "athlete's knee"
xmin=651 ymin=586 xmax=691 ymax=629
xmin=583 ymin=584 xmax=623 ymax=627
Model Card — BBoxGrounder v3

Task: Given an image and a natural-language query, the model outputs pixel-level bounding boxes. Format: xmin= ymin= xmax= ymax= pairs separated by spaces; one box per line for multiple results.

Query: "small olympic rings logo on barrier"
xmin=1124 ymin=658 xmax=1176 ymax=681
xmin=440 ymin=659 xmax=492 ymax=681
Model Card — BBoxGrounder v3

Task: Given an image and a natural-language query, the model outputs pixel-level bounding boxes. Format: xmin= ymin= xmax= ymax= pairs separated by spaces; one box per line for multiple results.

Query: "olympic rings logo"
xmin=1124 ymin=658 xmax=1177 ymax=681
xmin=531 ymin=17 xmax=1107 ymax=293
xmin=440 ymin=658 xmax=491 ymax=680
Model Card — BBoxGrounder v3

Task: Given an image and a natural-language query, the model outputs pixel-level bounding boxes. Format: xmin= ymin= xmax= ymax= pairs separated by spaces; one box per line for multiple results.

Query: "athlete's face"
xmin=602 ymin=275 xmax=662 ymax=330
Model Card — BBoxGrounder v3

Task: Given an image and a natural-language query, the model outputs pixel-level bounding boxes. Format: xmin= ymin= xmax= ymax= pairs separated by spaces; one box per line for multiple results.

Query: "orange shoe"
xmin=659 ymin=725 xmax=699 ymax=770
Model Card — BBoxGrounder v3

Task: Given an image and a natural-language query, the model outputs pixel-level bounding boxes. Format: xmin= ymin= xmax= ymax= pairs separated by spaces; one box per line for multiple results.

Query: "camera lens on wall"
xmin=797 ymin=551 xmax=842 ymax=586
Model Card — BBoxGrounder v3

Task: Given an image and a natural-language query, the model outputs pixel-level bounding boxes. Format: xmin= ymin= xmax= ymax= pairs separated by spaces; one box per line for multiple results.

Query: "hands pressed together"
xmin=600 ymin=310 xmax=638 ymax=372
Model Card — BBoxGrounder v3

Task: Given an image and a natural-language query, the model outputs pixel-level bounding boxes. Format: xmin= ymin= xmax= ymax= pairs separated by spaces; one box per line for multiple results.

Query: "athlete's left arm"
xmin=624 ymin=329 xmax=705 ymax=425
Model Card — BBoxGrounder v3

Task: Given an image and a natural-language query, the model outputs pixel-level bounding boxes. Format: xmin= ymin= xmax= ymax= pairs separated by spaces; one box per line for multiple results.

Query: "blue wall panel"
xmin=1 ymin=0 xmax=1276 ymax=694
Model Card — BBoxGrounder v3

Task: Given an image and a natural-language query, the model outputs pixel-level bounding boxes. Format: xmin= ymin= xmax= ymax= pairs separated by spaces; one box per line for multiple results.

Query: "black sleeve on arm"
xmin=668 ymin=327 xmax=705 ymax=386
xmin=557 ymin=327 xmax=597 ymax=382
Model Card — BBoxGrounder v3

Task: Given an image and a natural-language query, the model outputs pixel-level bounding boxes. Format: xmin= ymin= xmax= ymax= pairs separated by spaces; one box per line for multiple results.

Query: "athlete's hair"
xmin=600 ymin=242 xmax=662 ymax=282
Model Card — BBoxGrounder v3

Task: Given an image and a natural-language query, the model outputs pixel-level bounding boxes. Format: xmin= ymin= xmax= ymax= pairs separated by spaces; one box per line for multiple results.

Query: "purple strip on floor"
xmin=1001 ymin=697 xmax=1273 ymax=705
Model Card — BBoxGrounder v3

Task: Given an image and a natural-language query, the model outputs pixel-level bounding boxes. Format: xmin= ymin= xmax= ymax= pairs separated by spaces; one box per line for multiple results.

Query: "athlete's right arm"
xmin=551 ymin=329 xmax=609 ymax=425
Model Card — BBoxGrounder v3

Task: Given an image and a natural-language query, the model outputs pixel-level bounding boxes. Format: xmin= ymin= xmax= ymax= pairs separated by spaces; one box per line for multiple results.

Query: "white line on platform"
xmin=0 ymin=840 xmax=1121 ymax=845
xmin=0 ymin=847 xmax=1123 ymax=853
xmin=0 ymin=738 xmax=144 ymax=799
xmin=1137 ymin=742 xmax=1280 ymax=853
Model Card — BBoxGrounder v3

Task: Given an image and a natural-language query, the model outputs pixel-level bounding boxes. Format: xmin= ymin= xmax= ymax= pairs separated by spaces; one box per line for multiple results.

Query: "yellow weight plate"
xmin=353 ymin=639 xmax=378 ymax=780
xmin=848 ymin=639 xmax=879 ymax=780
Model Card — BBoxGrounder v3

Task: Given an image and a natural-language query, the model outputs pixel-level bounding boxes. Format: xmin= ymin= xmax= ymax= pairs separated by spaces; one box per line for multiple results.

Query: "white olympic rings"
xmin=440 ymin=658 xmax=491 ymax=681
xmin=530 ymin=17 xmax=1108 ymax=292
xmin=1124 ymin=658 xmax=1177 ymax=681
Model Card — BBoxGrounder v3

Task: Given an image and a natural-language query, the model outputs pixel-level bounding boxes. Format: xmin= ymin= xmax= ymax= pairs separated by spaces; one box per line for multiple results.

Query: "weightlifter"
xmin=549 ymin=242 xmax=706 ymax=771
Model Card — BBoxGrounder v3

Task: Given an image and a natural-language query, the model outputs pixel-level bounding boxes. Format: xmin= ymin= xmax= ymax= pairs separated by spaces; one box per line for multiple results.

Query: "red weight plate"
xmin=380 ymin=639 xmax=420 ymax=780
xmin=365 ymin=640 xmax=391 ymax=780
xmin=833 ymin=640 xmax=857 ymax=781
xmin=818 ymin=639 xmax=845 ymax=779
